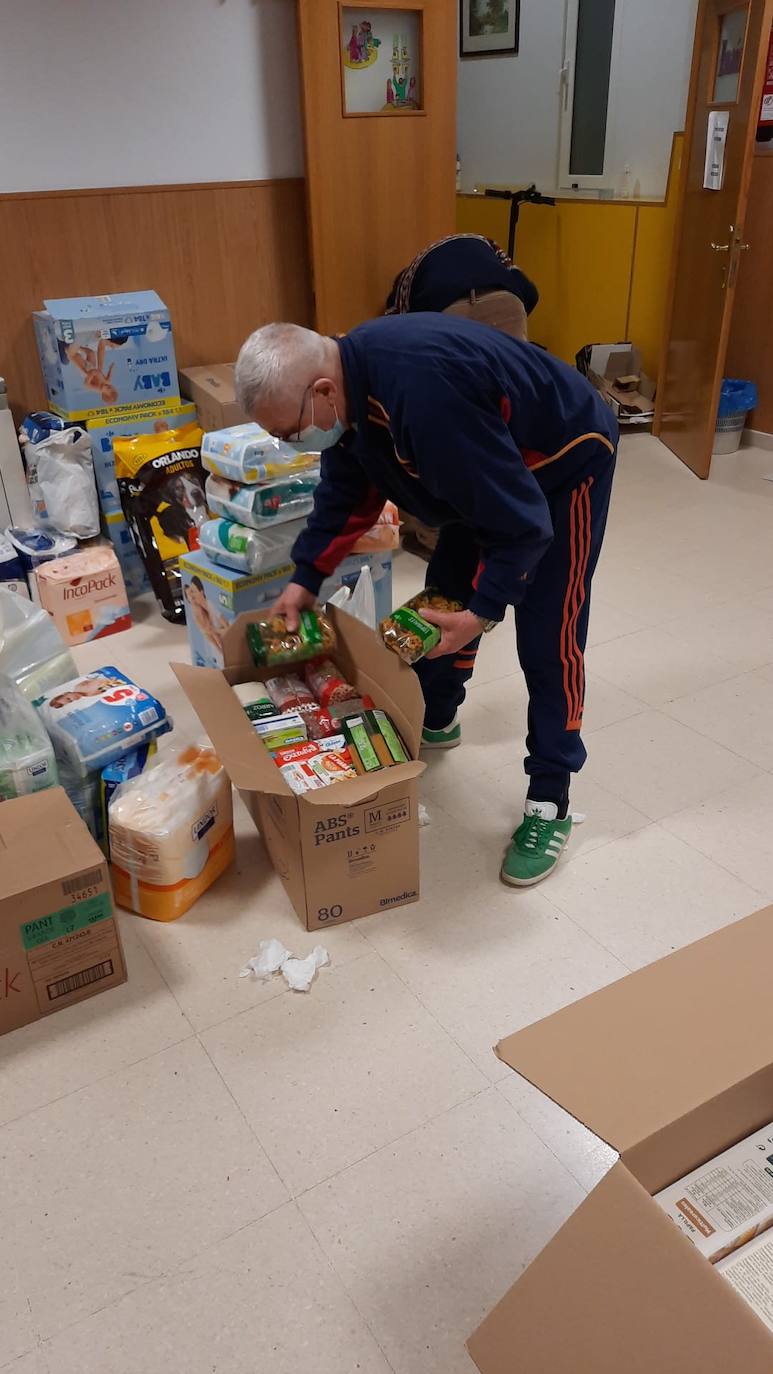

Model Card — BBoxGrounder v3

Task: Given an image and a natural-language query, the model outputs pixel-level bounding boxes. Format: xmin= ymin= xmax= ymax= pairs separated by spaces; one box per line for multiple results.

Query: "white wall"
xmin=457 ymin=0 xmax=698 ymax=199
xmin=0 ymin=0 xmax=304 ymax=192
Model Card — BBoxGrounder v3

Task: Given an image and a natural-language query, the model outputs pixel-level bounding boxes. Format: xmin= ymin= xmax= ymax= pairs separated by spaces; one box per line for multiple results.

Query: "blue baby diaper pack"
xmin=33 ymin=667 xmax=170 ymax=776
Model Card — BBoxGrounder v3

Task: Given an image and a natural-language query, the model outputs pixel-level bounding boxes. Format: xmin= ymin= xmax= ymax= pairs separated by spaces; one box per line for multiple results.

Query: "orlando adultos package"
xmin=114 ymin=422 xmax=207 ymax=622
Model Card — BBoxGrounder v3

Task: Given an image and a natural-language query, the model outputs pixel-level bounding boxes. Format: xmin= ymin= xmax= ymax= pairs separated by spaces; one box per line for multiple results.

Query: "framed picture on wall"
xmin=459 ymin=0 xmax=519 ymax=57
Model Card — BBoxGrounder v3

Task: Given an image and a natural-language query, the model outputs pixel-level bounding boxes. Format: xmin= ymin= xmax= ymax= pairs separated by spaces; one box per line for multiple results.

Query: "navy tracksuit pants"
xmin=414 ymin=441 xmax=616 ymax=812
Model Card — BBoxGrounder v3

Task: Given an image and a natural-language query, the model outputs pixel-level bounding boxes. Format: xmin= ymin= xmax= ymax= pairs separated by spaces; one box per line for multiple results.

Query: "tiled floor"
xmin=2 ymin=433 xmax=773 ymax=1372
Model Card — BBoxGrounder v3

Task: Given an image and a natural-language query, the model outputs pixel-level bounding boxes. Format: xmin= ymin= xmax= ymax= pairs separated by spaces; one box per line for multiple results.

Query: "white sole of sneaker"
xmin=499 ymin=831 xmax=571 ymax=887
xmin=420 ymin=735 xmax=461 ymax=751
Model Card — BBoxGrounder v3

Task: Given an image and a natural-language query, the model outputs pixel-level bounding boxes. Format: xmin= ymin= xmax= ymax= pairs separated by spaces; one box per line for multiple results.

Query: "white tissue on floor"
xmin=571 ymin=812 xmax=587 ymax=824
xmin=240 ymin=938 xmax=291 ymax=978
xmin=240 ymin=938 xmax=330 ymax=992
xmin=418 ymin=803 xmax=431 ymax=826
xmin=282 ymin=945 xmax=330 ymax=992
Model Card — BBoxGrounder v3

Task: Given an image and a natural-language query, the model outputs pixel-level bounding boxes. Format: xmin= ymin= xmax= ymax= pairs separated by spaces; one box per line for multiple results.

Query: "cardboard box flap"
xmin=495 ymin=905 xmax=773 ymax=1156
xmin=300 ymin=759 xmax=425 ymax=806
xmin=0 ymin=787 xmax=101 ymax=900
xmin=467 ymin=1161 xmax=773 ymax=1374
xmin=172 ymin=661 xmax=287 ymax=795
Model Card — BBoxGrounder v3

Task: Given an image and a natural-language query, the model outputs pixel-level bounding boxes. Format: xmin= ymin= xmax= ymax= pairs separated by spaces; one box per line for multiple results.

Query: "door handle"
xmin=710 ymin=241 xmax=730 ymax=251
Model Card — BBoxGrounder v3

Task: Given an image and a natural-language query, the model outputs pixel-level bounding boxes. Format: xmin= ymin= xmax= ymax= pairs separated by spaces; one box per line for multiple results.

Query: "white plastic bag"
xmin=327 ymin=564 xmax=377 ymax=629
xmin=0 ymin=588 xmax=77 ymax=699
xmin=33 ymin=428 xmax=100 ymax=539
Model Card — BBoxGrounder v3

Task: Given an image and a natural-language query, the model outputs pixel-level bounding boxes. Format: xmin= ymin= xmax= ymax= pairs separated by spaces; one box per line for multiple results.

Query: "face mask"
xmin=286 ymin=391 xmax=345 ymax=452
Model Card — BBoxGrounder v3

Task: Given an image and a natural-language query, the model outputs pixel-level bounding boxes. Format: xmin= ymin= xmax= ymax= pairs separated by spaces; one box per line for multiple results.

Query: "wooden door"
xmin=296 ymin=0 xmax=456 ymax=333
xmin=655 ymin=0 xmax=773 ymax=477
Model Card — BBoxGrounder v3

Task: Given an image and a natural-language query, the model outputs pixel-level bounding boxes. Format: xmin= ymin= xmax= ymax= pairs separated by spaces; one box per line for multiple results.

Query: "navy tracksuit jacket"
xmin=291 ymin=314 xmax=617 ymax=806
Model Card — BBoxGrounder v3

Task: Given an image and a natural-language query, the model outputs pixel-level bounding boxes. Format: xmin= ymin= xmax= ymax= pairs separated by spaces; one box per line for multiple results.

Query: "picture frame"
xmin=459 ymin=0 xmax=519 ymax=58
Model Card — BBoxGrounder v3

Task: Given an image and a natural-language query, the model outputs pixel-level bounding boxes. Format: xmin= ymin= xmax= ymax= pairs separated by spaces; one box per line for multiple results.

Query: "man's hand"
xmin=421 ymin=608 xmax=484 ymax=659
xmin=271 ymin=582 xmax=318 ymax=631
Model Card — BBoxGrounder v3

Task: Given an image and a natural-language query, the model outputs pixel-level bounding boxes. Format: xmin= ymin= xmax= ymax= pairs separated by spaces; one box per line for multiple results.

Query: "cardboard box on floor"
xmin=178 ymin=363 xmax=249 ymax=433
xmin=576 ymin=342 xmax=656 ymax=424
xmin=468 ymin=905 xmax=773 ymax=1374
xmin=0 ymin=788 xmax=127 ymax=1037
xmin=174 ymin=604 xmax=425 ymax=930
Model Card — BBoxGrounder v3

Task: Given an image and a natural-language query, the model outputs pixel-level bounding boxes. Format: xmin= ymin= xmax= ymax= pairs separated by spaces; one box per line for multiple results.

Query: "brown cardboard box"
xmin=576 ymin=342 xmax=656 ymax=424
xmin=178 ymin=363 xmax=249 ymax=432
xmin=0 ymin=788 xmax=127 ymax=1037
xmin=467 ymin=905 xmax=773 ymax=1373
xmin=174 ymin=605 xmax=425 ymax=930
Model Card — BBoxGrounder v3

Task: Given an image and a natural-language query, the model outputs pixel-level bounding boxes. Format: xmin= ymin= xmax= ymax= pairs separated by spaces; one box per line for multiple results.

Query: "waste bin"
xmin=713 ymin=379 xmax=758 ymax=455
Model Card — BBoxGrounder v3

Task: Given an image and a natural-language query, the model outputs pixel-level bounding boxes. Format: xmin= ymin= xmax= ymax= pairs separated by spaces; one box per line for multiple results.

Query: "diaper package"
xmin=201 ymin=423 xmax=318 ymax=484
xmin=0 ymin=533 xmax=29 ymax=598
xmin=114 ymin=422 xmax=208 ymax=623
xmin=99 ymin=739 xmax=158 ymax=857
xmin=33 ymin=667 xmax=170 ymax=777
xmin=109 ymin=743 xmax=235 ymax=921
xmin=205 ymin=470 xmax=319 ymax=529
xmin=0 ymin=675 xmax=58 ymax=802
xmin=199 ymin=517 xmax=301 ymax=576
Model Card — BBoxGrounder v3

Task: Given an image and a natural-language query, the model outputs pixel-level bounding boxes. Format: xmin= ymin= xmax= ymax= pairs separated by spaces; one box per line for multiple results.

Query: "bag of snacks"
xmin=247 ymin=609 xmax=335 ymax=668
xmin=265 ymin=673 xmax=334 ymax=739
xmin=380 ymin=588 xmax=463 ymax=664
xmin=305 ymin=658 xmax=360 ymax=709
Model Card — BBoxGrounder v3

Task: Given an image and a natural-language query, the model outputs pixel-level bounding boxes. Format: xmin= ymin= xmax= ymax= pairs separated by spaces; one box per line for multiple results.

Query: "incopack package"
xmin=467 ymin=904 xmax=773 ymax=1374
xmin=656 ymin=1121 xmax=773 ymax=1263
xmin=174 ymin=604 xmax=425 ymax=930
xmin=0 ymin=788 xmax=127 ymax=1037
xmin=114 ymin=422 xmax=207 ymax=623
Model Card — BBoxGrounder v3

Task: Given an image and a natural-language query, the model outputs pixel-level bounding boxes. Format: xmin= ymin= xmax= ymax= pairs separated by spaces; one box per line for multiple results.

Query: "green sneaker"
xmin=421 ymin=716 xmax=461 ymax=750
xmin=501 ymin=801 xmax=572 ymax=887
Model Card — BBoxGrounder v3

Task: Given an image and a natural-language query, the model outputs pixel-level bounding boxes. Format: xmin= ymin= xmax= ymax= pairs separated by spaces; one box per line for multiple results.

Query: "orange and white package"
xmin=273 ymin=736 xmax=357 ymax=794
xmin=109 ymin=742 xmax=234 ymax=920
xmin=351 ymin=500 xmax=400 ymax=552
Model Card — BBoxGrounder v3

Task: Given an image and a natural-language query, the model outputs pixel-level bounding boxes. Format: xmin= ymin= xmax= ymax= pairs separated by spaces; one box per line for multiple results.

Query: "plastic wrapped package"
xmin=247 ymin=609 xmax=335 ymax=668
xmin=109 ymin=743 xmax=235 ymax=921
xmin=201 ymin=423 xmax=319 ymax=484
xmin=199 ymin=517 xmax=301 ymax=576
xmin=6 ymin=527 xmax=78 ymax=581
xmin=0 ymin=588 xmax=77 ymax=699
xmin=98 ymin=740 xmax=158 ymax=857
xmin=231 ymin=681 xmax=277 ymax=723
xmin=305 ymin=659 xmax=360 ymax=709
xmin=265 ymin=673 xmax=334 ymax=739
xmin=205 ymin=471 xmax=319 ymax=529
xmin=32 ymin=667 xmax=170 ymax=776
xmin=114 ymin=423 xmax=208 ymax=623
xmin=57 ymin=757 xmax=101 ymax=840
xmin=380 ymin=588 xmax=463 ymax=663
xmin=0 ymin=675 xmax=58 ymax=802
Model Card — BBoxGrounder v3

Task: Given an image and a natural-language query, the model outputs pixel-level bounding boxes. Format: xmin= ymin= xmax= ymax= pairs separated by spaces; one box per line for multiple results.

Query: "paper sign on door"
xmin=704 ymin=110 xmax=730 ymax=189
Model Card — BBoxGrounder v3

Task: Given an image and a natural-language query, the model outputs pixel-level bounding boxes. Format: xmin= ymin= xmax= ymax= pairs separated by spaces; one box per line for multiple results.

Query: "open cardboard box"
xmin=468 ymin=904 xmax=773 ymax=1373
xmin=174 ymin=604 xmax=425 ymax=930
xmin=576 ymin=342 xmax=656 ymax=424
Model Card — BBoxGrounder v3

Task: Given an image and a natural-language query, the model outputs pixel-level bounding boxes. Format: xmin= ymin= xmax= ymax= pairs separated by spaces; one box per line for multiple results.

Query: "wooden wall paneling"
xmin=297 ymin=0 xmax=457 ymax=333
xmin=0 ymin=179 xmax=313 ymax=419
xmin=725 ymin=151 xmax=773 ymax=433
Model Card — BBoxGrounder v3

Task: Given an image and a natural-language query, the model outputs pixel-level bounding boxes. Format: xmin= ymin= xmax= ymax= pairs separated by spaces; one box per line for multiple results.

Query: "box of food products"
xmin=655 ymin=1121 xmax=773 ymax=1263
xmin=173 ymin=603 xmax=425 ymax=930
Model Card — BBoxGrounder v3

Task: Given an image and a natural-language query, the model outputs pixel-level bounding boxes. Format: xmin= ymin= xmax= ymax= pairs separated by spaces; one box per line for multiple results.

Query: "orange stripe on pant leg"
xmin=566 ymin=479 xmax=593 ymax=729
xmin=566 ymin=480 xmax=589 ymax=723
xmin=560 ymin=488 xmax=581 ymax=727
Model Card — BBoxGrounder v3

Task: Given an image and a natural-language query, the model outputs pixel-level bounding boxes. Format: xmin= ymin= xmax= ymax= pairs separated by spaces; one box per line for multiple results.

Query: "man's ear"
xmin=314 ymin=377 xmax=337 ymax=404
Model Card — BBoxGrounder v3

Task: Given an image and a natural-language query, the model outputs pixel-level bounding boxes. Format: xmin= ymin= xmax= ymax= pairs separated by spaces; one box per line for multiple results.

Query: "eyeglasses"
xmin=276 ymin=384 xmax=311 ymax=444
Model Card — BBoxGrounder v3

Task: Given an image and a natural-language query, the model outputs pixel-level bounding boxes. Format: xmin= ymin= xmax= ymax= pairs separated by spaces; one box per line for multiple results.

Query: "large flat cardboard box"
xmin=178 ymin=363 xmax=249 ymax=433
xmin=468 ymin=905 xmax=773 ymax=1373
xmin=174 ymin=605 xmax=425 ymax=930
xmin=0 ymin=788 xmax=127 ymax=1036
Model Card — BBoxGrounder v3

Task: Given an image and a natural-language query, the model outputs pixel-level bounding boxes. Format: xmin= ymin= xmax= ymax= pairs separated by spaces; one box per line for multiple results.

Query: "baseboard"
xmin=742 ymin=427 xmax=773 ymax=451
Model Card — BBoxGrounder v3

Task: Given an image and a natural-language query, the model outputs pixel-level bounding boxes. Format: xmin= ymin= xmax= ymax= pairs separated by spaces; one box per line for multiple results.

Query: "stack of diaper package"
xmin=180 ymin=422 xmax=397 ymax=668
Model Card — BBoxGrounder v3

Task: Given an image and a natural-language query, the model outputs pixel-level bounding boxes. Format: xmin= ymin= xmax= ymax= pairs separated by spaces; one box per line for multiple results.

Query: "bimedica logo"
xmin=133 ymin=371 xmax=172 ymax=393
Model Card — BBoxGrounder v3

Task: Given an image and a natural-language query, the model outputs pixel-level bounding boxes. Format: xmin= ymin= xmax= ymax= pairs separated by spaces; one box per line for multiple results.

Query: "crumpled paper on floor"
xmin=240 ymin=939 xmax=329 ymax=993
